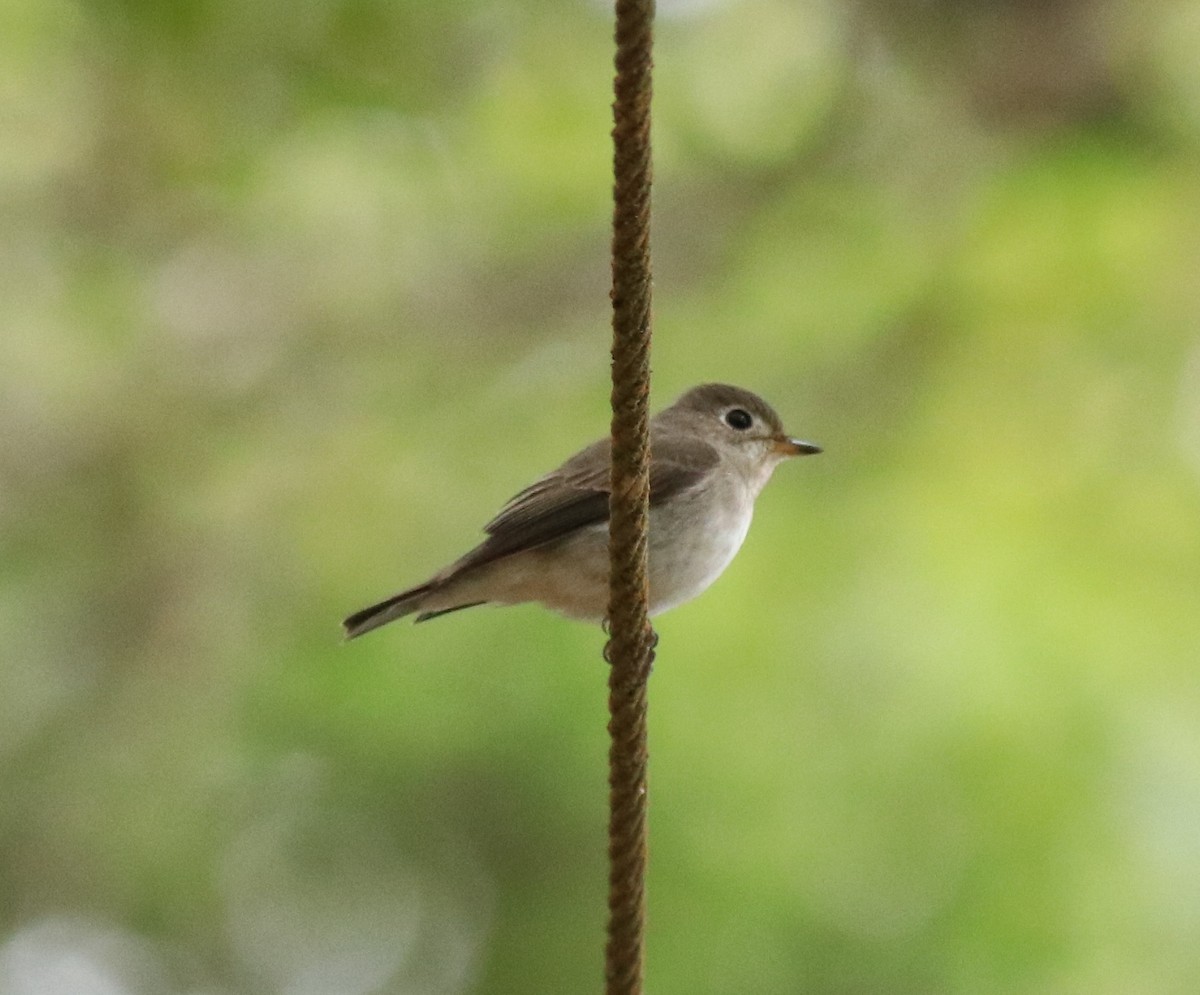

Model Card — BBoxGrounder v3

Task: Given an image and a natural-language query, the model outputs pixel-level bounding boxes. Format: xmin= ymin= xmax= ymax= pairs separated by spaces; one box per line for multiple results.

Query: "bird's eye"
xmin=724 ymin=408 xmax=753 ymax=431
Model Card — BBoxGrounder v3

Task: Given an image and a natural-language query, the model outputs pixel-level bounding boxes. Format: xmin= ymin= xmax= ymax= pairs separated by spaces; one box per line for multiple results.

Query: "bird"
xmin=343 ymin=383 xmax=820 ymax=638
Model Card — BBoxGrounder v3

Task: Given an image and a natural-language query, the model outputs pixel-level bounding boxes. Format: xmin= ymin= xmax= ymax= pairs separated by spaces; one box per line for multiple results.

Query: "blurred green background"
xmin=4 ymin=0 xmax=1200 ymax=992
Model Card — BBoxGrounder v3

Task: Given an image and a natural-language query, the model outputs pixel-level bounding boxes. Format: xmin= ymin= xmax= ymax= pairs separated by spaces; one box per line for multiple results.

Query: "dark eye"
xmin=724 ymin=408 xmax=753 ymax=431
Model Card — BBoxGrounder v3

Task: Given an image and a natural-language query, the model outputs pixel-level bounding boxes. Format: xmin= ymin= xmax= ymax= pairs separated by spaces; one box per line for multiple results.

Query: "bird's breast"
xmin=646 ymin=481 xmax=754 ymax=615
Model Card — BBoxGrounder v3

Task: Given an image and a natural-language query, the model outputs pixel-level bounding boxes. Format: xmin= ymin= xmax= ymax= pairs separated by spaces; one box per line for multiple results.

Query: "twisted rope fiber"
xmin=605 ymin=0 xmax=655 ymax=992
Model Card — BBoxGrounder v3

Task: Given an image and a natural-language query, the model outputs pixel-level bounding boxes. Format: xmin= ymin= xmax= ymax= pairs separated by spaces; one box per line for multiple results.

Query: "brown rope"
xmin=605 ymin=0 xmax=655 ymax=992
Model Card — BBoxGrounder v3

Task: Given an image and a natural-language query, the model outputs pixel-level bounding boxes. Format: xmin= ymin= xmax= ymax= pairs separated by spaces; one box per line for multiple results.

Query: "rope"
xmin=605 ymin=0 xmax=655 ymax=992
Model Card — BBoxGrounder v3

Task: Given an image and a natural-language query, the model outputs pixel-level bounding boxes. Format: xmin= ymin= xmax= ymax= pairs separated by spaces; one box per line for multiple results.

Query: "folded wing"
xmin=443 ymin=434 xmax=718 ymax=576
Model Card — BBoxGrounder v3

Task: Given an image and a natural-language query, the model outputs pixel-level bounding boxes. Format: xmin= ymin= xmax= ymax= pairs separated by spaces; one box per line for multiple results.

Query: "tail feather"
xmin=415 ymin=602 xmax=485 ymax=623
xmin=343 ymin=583 xmax=433 ymax=640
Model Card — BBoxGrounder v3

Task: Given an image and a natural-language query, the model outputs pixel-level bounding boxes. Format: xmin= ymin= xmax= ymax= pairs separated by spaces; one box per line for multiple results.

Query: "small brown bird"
xmin=343 ymin=383 xmax=820 ymax=638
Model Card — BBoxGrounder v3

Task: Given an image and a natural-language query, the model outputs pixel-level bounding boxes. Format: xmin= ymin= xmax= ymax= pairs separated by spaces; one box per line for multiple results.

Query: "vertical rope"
xmin=605 ymin=0 xmax=655 ymax=993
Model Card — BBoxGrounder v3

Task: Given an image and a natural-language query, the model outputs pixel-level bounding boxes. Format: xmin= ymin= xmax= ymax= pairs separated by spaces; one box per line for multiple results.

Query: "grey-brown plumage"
xmin=343 ymin=383 xmax=820 ymax=638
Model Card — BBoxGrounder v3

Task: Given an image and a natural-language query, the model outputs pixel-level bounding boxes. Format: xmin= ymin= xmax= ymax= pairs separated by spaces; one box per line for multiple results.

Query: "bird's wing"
xmin=443 ymin=433 xmax=718 ymax=575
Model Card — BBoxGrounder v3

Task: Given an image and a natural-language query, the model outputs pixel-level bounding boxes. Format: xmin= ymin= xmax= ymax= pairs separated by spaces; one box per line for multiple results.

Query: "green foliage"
xmin=3 ymin=0 xmax=1200 ymax=992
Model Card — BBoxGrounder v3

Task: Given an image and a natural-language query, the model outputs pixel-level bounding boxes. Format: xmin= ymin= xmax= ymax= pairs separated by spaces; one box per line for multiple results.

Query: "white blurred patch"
xmin=0 ymin=918 xmax=171 ymax=995
xmin=221 ymin=763 xmax=492 ymax=995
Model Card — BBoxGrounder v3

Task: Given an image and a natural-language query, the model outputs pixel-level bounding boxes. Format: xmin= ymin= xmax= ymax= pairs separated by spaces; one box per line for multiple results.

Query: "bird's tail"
xmin=342 ymin=583 xmax=434 ymax=640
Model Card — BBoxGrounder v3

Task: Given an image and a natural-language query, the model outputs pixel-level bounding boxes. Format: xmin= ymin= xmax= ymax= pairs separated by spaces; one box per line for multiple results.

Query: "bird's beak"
xmin=772 ymin=435 xmax=822 ymax=457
